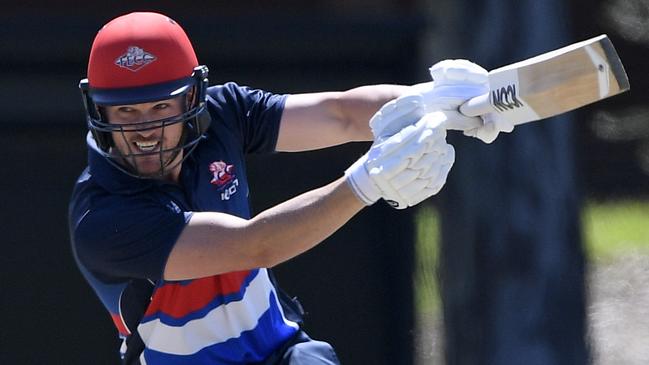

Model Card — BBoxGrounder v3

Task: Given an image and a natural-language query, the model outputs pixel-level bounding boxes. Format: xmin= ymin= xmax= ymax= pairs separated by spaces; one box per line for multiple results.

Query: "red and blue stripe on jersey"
xmin=137 ymin=268 xmax=299 ymax=364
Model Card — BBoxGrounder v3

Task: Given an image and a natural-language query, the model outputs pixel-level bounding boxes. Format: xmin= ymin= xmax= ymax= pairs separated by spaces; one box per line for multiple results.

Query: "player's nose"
xmin=131 ymin=122 xmax=161 ymax=139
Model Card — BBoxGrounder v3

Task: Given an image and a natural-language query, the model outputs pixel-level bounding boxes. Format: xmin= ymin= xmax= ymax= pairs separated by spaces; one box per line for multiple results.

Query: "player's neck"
xmin=160 ymin=153 xmax=183 ymax=184
xmin=168 ymin=164 xmax=182 ymax=184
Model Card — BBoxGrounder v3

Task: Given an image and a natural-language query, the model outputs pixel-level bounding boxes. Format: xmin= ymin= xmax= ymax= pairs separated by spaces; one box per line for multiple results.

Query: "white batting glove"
xmin=368 ymin=88 xmax=481 ymax=143
xmin=462 ymin=112 xmax=515 ymax=143
xmin=369 ymin=94 xmax=426 ymax=142
xmin=370 ymin=60 xmax=489 ymax=142
xmin=423 ymin=60 xmax=488 ymax=111
xmin=427 ymin=59 xmax=515 ymax=143
xmin=345 ymin=111 xmax=455 ymax=209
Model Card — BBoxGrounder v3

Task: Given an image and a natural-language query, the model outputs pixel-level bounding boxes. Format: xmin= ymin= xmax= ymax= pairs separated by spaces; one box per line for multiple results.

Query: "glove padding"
xmin=346 ymin=111 xmax=455 ymax=209
xmin=427 ymin=59 xmax=515 ymax=143
xmin=369 ymin=87 xmax=483 ymax=144
xmin=462 ymin=112 xmax=515 ymax=143
xmin=425 ymin=60 xmax=488 ymax=111
xmin=369 ymin=94 xmax=426 ymax=142
xmin=369 ymin=59 xmax=490 ymax=142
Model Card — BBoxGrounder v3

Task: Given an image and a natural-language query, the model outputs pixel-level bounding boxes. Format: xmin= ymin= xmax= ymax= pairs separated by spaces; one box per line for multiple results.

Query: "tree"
xmin=438 ymin=1 xmax=589 ymax=363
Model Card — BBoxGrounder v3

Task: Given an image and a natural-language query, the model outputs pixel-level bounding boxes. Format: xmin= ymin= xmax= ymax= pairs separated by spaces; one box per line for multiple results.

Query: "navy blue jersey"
xmin=68 ymin=83 xmax=301 ymax=364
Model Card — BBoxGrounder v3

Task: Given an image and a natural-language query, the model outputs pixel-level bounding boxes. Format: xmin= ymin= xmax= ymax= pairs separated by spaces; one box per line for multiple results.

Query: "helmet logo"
xmin=114 ymin=46 xmax=157 ymax=72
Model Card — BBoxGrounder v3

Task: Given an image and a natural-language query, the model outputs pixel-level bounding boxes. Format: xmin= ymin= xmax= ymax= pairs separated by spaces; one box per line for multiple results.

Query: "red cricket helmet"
xmin=79 ymin=12 xmax=211 ymax=178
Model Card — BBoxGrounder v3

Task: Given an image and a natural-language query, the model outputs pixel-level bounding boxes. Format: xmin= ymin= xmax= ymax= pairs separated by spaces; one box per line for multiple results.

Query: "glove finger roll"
xmin=406 ymin=186 xmax=437 ymax=207
xmin=388 ymin=167 xmax=422 ymax=190
xmin=370 ymin=94 xmax=425 ymax=140
xmin=368 ymin=157 xmax=410 ymax=181
xmin=370 ymin=170 xmax=408 ymax=209
xmin=398 ymin=177 xmax=430 ymax=203
xmin=420 ymin=145 xmax=454 ymax=180
xmin=409 ymin=151 xmax=438 ymax=172
xmin=429 ymin=59 xmax=488 ymax=84
xmin=368 ymin=122 xmax=425 ymax=159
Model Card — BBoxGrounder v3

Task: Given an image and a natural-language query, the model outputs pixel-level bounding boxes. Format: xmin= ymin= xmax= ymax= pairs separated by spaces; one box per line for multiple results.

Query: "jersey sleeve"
xmin=207 ymin=82 xmax=288 ymax=154
xmin=72 ymin=196 xmax=190 ymax=280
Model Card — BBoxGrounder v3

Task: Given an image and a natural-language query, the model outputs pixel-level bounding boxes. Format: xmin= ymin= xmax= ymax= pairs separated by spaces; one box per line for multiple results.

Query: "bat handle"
xmin=459 ymin=93 xmax=494 ymax=117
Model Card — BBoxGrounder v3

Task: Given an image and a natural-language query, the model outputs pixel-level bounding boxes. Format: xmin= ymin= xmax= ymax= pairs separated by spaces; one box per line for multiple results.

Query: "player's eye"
xmin=118 ymin=106 xmax=135 ymax=113
xmin=154 ymin=103 xmax=170 ymax=110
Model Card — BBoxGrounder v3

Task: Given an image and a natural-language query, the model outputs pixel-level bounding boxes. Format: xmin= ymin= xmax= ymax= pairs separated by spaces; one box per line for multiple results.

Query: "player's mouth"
xmin=133 ymin=140 xmax=161 ymax=153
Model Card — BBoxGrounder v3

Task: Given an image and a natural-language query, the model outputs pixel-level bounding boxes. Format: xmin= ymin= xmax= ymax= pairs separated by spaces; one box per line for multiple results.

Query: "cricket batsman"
xmin=68 ymin=11 xmax=509 ymax=365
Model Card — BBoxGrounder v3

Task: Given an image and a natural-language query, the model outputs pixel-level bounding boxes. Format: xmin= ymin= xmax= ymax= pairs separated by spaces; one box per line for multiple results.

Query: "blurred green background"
xmin=414 ymin=200 xmax=649 ymax=364
xmin=415 ymin=200 xmax=649 ymax=320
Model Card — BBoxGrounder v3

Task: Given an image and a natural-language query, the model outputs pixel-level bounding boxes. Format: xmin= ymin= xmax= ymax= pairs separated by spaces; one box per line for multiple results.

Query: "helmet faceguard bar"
xmin=80 ymin=65 xmax=211 ymax=178
xmin=89 ymin=104 xmax=204 ymax=133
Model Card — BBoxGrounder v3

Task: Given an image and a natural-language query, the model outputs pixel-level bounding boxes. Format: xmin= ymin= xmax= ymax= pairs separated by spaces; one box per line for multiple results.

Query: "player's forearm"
xmin=277 ymin=84 xmax=412 ymax=151
xmin=163 ymin=176 xmax=364 ymax=280
xmin=335 ymin=84 xmax=412 ymax=140
xmin=249 ymin=176 xmax=364 ymax=267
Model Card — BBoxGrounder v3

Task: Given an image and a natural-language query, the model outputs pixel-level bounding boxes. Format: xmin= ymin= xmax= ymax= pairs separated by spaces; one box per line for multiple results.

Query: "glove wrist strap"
xmin=344 ymin=156 xmax=380 ymax=206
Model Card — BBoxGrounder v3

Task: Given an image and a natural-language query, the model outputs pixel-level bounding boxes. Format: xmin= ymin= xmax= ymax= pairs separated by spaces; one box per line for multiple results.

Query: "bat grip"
xmin=459 ymin=93 xmax=494 ymax=117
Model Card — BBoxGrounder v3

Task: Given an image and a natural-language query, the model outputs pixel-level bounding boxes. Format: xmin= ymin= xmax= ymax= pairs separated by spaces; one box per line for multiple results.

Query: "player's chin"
xmin=127 ymin=155 xmax=165 ymax=176
xmin=129 ymin=160 xmax=160 ymax=176
xmin=133 ymin=152 xmax=181 ymax=177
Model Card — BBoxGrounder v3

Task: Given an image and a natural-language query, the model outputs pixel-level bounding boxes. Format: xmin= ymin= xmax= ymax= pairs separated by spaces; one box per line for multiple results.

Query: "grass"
xmin=582 ymin=199 xmax=649 ymax=261
xmin=414 ymin=199 xmax=649 ymax=315
xmin=414 ymin=204 xmax=440 ymax=316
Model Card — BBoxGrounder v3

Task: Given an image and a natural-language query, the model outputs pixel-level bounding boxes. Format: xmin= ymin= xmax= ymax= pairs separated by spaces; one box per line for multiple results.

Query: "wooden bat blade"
xmin=459 ymin=34 xmax=630 ymax=125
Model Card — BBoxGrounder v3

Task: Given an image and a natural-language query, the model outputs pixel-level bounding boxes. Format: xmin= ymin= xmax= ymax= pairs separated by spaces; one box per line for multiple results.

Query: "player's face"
xmin=104 ymin=97 xmax=185 ymax=178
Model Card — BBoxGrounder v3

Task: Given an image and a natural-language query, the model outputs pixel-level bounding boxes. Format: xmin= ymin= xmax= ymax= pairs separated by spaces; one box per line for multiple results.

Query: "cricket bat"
xmin=459 ymin=34 xmax=630 ymax=125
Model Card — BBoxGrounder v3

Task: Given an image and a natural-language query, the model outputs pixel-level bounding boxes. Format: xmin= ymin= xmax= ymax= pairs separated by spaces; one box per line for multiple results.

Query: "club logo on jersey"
xmin=114 ymin=46 xmax=157 ymax=72
xmin=491 ymin=84 xmax=524 ymax=112
xmin=209 ymin=161 xmax=239 ymax=200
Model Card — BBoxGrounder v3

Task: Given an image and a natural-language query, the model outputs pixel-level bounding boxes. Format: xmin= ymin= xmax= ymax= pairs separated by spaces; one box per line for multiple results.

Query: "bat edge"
xmin=599 ymin=35 xmax=631 ymax=92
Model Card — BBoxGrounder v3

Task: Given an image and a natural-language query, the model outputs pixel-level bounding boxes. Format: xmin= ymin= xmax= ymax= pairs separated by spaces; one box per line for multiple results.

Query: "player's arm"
xmin=164 ymin=112 xmax=457 ymax=280
xmin=163 ymin=176 xmax=363 ymax=280
xmin=274 ymin=65 xmax=495 ymax=151
xmin=275 ymin=84 xmax=412 ymax=151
